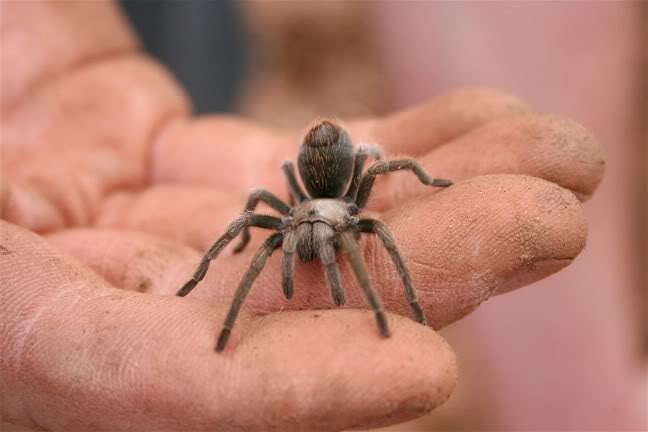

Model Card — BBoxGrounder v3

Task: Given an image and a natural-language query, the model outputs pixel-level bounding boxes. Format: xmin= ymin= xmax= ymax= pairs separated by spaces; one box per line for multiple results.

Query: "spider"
xmin=176 ymin=119 xmax=452 ymax=352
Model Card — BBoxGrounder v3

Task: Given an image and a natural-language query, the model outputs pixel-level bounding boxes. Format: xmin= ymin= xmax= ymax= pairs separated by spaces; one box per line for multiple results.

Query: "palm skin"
xmin=0 ymin=2 xmax=604 ymax=432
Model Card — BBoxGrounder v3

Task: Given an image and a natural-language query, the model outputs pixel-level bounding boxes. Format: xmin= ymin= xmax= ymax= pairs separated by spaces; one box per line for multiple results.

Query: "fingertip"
xmin=497 ymin=114 xmax=605 ymax=200
xmin=236 ymin=310 xmax=458 ymax=430
xmin=424 ymin=114 xmax=605 ymax=201
xmin=522 ymin=114 xmax=605 ymax=200
xmin=379 ymin=174 xmax=588 ymax=323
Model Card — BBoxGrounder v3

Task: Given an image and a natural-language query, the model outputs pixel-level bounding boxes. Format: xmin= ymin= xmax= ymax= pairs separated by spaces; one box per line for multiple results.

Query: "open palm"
xmin=0 ymin=2 xmax=604 ymax=431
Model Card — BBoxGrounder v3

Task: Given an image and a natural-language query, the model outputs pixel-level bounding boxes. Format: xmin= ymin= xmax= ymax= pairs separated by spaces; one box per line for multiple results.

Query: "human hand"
xmin=0 ymin=2 xmax=604 ymax=431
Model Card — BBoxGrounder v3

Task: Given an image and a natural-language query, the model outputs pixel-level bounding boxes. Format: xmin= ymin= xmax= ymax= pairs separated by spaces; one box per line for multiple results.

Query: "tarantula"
xmin=177 ymin=119 xmax=452 ymax=352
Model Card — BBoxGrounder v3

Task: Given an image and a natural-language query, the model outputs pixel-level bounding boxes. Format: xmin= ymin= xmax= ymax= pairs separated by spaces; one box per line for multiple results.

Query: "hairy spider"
xmin=177 ymin=119 xmax=452 ymax=352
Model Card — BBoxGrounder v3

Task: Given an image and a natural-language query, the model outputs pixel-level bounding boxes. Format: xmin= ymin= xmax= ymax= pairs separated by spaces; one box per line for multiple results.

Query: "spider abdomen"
xmin=297 ymin=120 xmax=354 ymax=198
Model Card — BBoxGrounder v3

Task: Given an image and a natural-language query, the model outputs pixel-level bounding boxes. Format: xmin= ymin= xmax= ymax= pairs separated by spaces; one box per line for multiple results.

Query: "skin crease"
xmin=0 ymin=2 xmax=604 ymax=432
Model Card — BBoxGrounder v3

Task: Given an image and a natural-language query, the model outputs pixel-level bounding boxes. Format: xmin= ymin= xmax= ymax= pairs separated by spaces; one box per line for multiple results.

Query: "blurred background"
xmin=119 ymin=1 xmax=646 ymax=431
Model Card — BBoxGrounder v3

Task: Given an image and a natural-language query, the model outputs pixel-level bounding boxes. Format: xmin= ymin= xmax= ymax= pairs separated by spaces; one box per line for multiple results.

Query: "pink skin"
xmin=1 ymin=2 xmax=605 ymax=431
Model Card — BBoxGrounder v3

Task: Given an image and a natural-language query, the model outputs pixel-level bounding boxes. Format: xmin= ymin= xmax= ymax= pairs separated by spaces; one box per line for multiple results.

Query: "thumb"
xmin=0 ymin=221 xmax=457 ymax=431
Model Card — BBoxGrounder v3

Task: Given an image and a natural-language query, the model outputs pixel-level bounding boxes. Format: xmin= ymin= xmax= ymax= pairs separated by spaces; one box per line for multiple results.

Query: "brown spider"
xmin=177 ymin=119 xmax=452 ymax=352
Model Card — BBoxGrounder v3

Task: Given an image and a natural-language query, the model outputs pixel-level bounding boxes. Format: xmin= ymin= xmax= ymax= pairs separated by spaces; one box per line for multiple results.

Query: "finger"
xmin=150 ymin=88 xmax=530 ymax=192
xmin=76 ymin=175 xmax=586 ymax=329
xmin=350 ymin=87 xmax=530 ymax=155
xmin=151 ymin=115 xmax=292 ymax=194
xmin=95 ymin=185 xmax=244 ymax=249
xmin=0 ymin=179 xmax=66 ymax=233
xmin=364 ymin=114 xmax=604 ymax=212
xmin=2 ymin=222 xmax=457 ymax=432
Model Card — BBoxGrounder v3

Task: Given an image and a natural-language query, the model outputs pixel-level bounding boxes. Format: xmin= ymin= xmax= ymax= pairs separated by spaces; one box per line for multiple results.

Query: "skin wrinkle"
xmin=10 ymin=285 xmax=84 ymax=372
xmin=5 ymin=290 xmax=113 ymax=428
xmin=73 ymin=294 xmax=182 ymax=431
xmin=2 ymin=227 xmax=112 ymax=428
xmin=374 ymin=192 xmax=480 ymax=313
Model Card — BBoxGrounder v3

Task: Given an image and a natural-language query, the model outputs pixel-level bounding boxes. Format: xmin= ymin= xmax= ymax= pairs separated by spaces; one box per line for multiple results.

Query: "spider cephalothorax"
xmin=177 ymin=119 xmax=452 ymax=352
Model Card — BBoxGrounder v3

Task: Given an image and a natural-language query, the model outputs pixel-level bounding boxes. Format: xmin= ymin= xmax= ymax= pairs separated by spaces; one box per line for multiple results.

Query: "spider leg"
xmin=355 ymin=159 xmax=452 ymax=210
xmin=176 ymin=213 xmax=284 ymax=297
xmin=216 ymin=232 xmax=284 ymax=352
xmin=357 ymin=218 xmax=427 ymax=325
xmin=282 ymin=160 xmax=308 ymax=204
xmin=233 ymin=189 xmax=292 ymax=253
xmin=314 ymin=222 xmax=345 ymax=306
xmin=346 ymin=143 xmax=384 ymax=200
xmin=281 ymin=229 xmax=297 ymax=299
xmin=338 ymin=230 xmax=390 ymax=337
